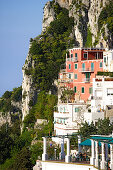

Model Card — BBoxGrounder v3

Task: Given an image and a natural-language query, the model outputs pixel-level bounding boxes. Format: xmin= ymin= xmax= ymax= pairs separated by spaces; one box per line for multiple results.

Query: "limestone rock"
xmin=42 ymin=1 xmax=55 ymax=32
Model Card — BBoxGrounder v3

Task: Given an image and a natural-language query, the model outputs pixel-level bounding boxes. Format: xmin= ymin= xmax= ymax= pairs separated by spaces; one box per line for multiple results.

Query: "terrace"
xmin=39 ymin=135 xmax=113 ymax=170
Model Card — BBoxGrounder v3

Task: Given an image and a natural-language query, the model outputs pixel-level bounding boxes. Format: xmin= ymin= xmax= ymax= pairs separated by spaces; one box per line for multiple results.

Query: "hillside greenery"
xmin=98 ymin=0 xmax=113 ymax=38
xmin=79 ymin=118 xmax=113 ymax=138
xmin=0 ymin=86 xmax=22 ymax=113
xmin=27 ymin=2 xmax=74 ymax=91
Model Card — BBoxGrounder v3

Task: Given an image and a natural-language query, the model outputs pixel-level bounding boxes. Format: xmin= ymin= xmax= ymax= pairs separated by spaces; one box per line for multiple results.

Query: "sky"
xmin=0 ymin=0 xmax=50 ymax=97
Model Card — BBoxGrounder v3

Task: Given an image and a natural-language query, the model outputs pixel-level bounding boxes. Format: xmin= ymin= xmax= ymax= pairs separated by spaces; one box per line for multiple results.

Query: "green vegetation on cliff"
xmin=98 ymin=0 xmax=113 ymax=36
xmin=0 ymin=86 xmax=22 ymax=113
xmin=27 ymin=3 xmax=74 ymax=91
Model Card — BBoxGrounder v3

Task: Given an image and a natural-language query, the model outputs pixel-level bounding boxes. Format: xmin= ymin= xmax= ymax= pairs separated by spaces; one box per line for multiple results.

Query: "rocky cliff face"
xmin=42 ymin=0 xmax=112 ymax=48
xmin=22 ymin=44 xmax=37 ymax=121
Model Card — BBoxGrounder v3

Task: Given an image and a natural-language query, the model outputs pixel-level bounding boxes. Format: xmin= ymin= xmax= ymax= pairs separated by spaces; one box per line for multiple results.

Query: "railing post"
xmin=95 ymin=141 xmax=99 ymax=168
xmin=42 ymin=137 xmax=48 ymax=161
xmin=90 ymin=139 xmax=95 ymax=166
xmin=110 ymin=144 xmax=113 ymax=170
xmin=65 ymin=138 xmax=71 ymax=163
xmin=100 ymin=142 xmax=105 ymax=170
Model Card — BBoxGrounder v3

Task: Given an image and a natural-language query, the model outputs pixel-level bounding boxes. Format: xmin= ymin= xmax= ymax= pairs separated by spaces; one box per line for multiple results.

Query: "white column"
xmin=65 ymin=138 xmax=71 ymax=163
xmin=95 ymin=141 xmax=99 ymax=167
xmin=78 ymin=135 xmax=81 ymax=153
xmin=42 ymin=137 xmax=48 ymax=161
xmin=90 ymin=139 xmax=95 ymax=165
xmin=110 ymin=144 xmax=113 ymax=170
xmin=101 ymin=142 xmax=105 ymax=170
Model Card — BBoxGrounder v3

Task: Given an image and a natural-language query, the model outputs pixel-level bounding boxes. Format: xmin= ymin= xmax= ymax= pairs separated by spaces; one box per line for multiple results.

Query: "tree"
xmin=60 ymin=89 xmax=74 ymax=103
xmin=0 ymin=124 xmax=14 ymax=164
xmin=97 ymin=118 xmax=112 ymax=135
xmin=79 ymin=121 xmax=97 ymax=138
xmin=10 ymin=147 xmax=32 ymax=170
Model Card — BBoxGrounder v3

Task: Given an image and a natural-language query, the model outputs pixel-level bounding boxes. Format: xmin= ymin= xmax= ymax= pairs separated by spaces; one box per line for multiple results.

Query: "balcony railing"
xmin=58 ymin=79 xmax=73 ymax=83
xmin=66 ymin=57 xmax=78 ymax=62
xmin=82 ymin=78 xmax=90 ymax=83
xmin=79 ymin=68 xmax=94 ymax=72
xmin=91 ymin=96 xmax=102 ymax=100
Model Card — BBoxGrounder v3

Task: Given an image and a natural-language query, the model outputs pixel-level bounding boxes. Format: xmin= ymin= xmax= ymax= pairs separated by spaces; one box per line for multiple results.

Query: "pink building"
xmin=59 ymin=48 xmax=105 ymax=102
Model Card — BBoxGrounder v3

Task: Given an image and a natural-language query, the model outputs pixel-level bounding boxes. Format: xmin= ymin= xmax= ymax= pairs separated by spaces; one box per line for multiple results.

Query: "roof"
xmin=91 ymin=136 xmax=113 ymax=144
xmin=80 ymin=139 xmax=91 ymax=146
xmin=80 ymin=136 xmax=113 ymax=146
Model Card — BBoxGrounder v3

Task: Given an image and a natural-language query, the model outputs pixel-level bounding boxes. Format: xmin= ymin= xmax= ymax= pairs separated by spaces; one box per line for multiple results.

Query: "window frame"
xmin=75 ymin=63 xmax=78 ymax=69
xmin=81 ymin=87 xmax=85 ymax=94
xmin=74 ymin=86 xmax=77 ymax=93
xmin=100 ymin=62 xmax=103 ymax=68
xmin=74 ymin=74 xmax=77 ymax=79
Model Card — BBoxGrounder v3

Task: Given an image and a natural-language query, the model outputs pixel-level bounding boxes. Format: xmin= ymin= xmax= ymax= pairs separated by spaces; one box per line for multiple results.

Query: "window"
xmin=107 ymin=88 xmax=113 ymax=95
xmin=82 ymin=63 xmax=85 ymax=71
xmin=75 ymin=64 xmax=78 ymax=69
xmin=89 ymin=87 xmax=93 ymax=94
xmin=71 ymin=54 xmax=73 ymax=58
xmin=104 ymin=57 xmax=106 ymax=63
xmin=74 ymin=86 xmax=77 ymax=93
xmin=95 ymin=53 xmax=98 ymax=59
xmin=75 ymin=108 xmax=79 ymax=112
xmin=100 ymin=62 xmax=103 ymax=68
xmin=81 ymin=87 xmax=85 ymax=93
xmin=64 ymin=107 xmax=65 ymax=112
xmin=84 ymin=53 xmax=87 ymax=59
xmin=69 ymin=74 xmax=71 ymax=79
xmin=91 ymin=63 xmax=94 ymax=71
xmin=69 ymin=64 xmax=71 ymax=69
xmin=74 ymin=74 xmax=77 ymax=79
xmin=75 ymin=53 xmax=78 ymax=58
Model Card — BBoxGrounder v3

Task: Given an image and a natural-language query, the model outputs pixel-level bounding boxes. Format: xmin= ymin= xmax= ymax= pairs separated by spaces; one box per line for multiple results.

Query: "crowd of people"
xmin=71 ymin=152 xmax=89 ymax=162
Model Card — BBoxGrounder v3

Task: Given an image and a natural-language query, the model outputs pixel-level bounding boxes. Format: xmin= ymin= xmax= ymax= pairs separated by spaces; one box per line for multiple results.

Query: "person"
xmin=79 ymin=152 xmax=83 ymax=161
xmin=75 ymin=153 xmax=79 ymax=161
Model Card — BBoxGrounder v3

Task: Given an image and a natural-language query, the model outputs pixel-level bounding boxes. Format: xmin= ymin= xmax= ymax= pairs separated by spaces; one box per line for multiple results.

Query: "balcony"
xmin=91 ymin=96 xmax=102 ymax=100
xmin=79 ymin=68 xmax=94 ymax=72
xmin=58 ymin=79 xmax=73 ymax=83
xmin=82 ymin=78 xmax=90 ymax=83
xmin=66 ymin=57 xmax=78 ymax=62
xmin=54 ymin=112 xmax=70 ymax=118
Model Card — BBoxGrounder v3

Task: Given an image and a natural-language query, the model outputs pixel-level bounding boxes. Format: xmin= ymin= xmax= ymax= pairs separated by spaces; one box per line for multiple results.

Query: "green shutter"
xmin=75 ymin=64 xmax=77 ymax=69
xmin=82 ymin=63 xmax=85 ymax=71
xmin=75 ymin=108 xmax=79 ymax=112
xmin=69 ymin=74 xmax=71 ymax=79
xmin=74 ymin=86 xmax=77 ymax=93
xmin=89 ymin=87 xmax=92 ymax=94
xmin=100 ymin=62 xmax=102 ymax=68
xmin=71 ymin=54 xmax=73 ymax=58
xmin=104 ymin=57 xmax=106 ymax=63
xmin=82 ymin=87 xmax=84 ymax=93
xmin=75 ymin=74 xmax=77 ymax=79
xmin=69 ymin=64 xmax=71 ymax=69
xmin=75 ymin=53 xmax=77 ymax=58
xmin=91 ymin=63 xmax=94 ymax=71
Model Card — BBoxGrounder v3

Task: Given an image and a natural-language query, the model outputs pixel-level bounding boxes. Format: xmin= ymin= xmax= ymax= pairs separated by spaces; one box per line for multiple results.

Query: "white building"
xmin=103 ymin=49 xmax=113 ymax=72
xmin=91 ymin=77 xmax=113 ymax=110
xmin=54 ymin=103 xmax=87 ymax=136
xmin=84 ymin=77 xmax=113 ymax=124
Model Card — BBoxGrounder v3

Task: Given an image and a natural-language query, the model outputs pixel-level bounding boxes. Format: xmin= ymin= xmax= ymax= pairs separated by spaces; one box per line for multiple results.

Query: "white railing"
xmin=91 ymin=96 xmax=102 ymax=100
xmin=58 ymin=79 xmax=73 ymax=83
xmin=66 ymin=57 xmax=78 ymax=62
xmin=82 ymin=78 xmax=90 ymax=82
xmin=79 ymin=68 xmax=94 ymax=72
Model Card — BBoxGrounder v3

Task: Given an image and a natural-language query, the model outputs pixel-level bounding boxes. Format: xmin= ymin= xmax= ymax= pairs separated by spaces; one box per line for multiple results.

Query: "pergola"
xmin=42 ymin=135 xmax=113 ymax=169
xmin=90 ymin=136 xmax=113 ymax=169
